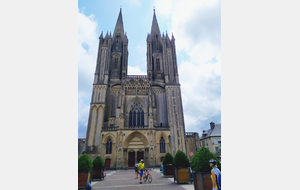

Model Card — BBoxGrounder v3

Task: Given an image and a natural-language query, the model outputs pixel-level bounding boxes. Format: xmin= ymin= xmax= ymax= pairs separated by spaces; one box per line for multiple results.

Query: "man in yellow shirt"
xmin=138 ymin=159 xmax=145 ymax=184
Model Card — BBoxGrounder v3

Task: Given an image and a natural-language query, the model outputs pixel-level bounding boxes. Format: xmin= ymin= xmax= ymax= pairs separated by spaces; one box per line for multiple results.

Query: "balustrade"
xmin=127 ymin=75 xmax=147 ymax=79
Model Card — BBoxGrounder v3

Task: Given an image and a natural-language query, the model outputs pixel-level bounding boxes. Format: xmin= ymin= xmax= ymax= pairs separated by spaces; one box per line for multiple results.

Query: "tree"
xmin=172 ymin=150 xmax=190 ymax=168
xmin=92 ymin=156 xmax=105 ymax=170
xmin=191 ymin=147 xmax=221 ymax=172
xmin=78 ymin=154 xmax=93 ymax=172
xmin=162 ymin=152 xmax=173 ymax=166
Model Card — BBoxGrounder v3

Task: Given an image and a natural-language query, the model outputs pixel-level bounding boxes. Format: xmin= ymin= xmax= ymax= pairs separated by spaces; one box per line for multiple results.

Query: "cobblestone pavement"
xmin=90 ymin=168 xmax=194 ymax=190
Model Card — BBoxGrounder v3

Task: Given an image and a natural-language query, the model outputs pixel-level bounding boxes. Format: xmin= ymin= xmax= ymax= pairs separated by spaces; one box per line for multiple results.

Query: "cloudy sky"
xmin=78 ymin=0 xmax=221 ymax=138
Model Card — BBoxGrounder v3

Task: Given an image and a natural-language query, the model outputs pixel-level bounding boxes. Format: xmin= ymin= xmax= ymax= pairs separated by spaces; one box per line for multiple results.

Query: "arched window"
xmin=160 ymin=137 xmax=165 ymax=153
xmin=106 ymin=139 xmax=112 ymax=154
xmin=129 ymin=101 xmax=144 ymax=126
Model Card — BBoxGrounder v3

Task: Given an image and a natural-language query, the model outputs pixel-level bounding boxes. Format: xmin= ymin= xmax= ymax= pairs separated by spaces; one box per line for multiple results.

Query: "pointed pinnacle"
xmin=150 ymin=10 xmax=161 ymax=36
xmin=113 ymin=8 xmax=125 ymax=36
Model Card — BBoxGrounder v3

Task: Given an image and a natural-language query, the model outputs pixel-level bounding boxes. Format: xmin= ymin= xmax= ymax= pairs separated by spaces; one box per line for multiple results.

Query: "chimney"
xmin=210 ymin=122 xmax=215 ymax=130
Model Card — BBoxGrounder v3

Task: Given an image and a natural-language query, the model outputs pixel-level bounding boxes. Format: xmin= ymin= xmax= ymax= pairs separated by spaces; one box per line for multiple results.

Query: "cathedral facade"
xmin=83 ymin=9 xmax=187 ymax=168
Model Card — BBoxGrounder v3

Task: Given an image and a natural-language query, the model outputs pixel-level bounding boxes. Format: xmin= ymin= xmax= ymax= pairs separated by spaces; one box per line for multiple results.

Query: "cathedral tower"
xmin=146 ymin=10 xmax=187 ymax=156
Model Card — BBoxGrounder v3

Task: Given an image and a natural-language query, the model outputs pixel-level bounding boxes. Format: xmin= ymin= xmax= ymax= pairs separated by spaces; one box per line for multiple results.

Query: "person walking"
xmin=138 ymin=159 xmax=145 ymax=184
xmin=209 ymin=159 xmax=221 ymax=190
xmin=134 ymin=160 xmax=139 ymax=179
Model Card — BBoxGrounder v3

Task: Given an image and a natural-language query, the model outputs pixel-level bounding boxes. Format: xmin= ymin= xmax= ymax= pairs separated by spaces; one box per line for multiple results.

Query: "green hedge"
xmin=162 ymin=152 xmax=173 ymax=166
xmin=78 ymin=154 xmax=93 ymax=172
xmin=172 ymin=150 xmax=190 ymax=168
xmin=191 ymin=147 xmax=221 ymax=172
xmin=93 ymin=156 xmax=105 ymax=170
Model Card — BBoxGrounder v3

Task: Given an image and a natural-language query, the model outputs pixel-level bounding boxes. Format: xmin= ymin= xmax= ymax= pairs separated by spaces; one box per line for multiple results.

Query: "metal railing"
xmin=154 ymin=125 xmax=170 ymax=129
xmin=102 ymin=126 xmax=117 ymax=130
xmin=127 ymin=75 xmax=148 ymax=79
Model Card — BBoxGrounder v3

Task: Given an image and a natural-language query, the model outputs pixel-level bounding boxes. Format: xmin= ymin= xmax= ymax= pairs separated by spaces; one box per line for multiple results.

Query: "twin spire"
xmin=101 ymin=8 xmax=174 ymax=40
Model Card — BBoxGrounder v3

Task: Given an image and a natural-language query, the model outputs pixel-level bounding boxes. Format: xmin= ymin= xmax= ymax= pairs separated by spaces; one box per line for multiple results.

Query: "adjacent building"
xmin=198 ymin=122 xmax=221 ymax=159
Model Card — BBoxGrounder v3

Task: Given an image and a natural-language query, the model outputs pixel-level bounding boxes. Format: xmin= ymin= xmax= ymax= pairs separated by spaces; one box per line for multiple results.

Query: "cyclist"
xmin=209 ymin=159 xmax=221 ymax=190
xmin=134 ymin=160 xmax=139 ymax=179
xmin=138 ymin=159 xmax=145 ymax=184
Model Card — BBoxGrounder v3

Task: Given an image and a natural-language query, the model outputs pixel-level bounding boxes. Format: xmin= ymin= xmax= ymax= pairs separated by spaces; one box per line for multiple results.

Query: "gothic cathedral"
xmin=83 ymin=9 xmax=187 ymax=168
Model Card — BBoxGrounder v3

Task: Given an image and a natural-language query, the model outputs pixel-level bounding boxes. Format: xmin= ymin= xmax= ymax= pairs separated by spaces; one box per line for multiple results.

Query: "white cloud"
xmin=78 ymin=8 xmax=99 ymax=130
xmin=153 ymin=0 xmax=174 ymax=18
xmin=128 ymin=65 xmax=147 ymax=75
xmin=155 ymin=0 xmax=221 ymax=133
xmin=128 ymin=0 xmax=142 ymax=7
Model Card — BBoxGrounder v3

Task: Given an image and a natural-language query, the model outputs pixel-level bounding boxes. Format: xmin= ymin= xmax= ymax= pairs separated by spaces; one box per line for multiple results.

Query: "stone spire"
xmin=113 ymin=8 xmax=125 ymax=37
xmin=150 ymin=9 xmax=161 ymax=37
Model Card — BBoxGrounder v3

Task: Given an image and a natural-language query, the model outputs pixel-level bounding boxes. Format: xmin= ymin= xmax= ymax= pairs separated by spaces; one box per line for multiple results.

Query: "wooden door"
xmin=137 ymin=152 xmax=143 ymax=162
xmin=105 ymin=159 xmax=111 ymax=168
xmin=128 ymin=152 xmax=135 ymax=167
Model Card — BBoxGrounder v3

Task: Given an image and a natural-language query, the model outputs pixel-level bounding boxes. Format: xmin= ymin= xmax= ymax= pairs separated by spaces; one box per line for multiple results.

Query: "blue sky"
xmin=78 ymin=0 xmax=221 ymax=138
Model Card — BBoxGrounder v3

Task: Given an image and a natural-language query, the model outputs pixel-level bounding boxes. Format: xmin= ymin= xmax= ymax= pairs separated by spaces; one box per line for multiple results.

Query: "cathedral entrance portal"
xmin=124 ymin=131 xmax=149 ymax=167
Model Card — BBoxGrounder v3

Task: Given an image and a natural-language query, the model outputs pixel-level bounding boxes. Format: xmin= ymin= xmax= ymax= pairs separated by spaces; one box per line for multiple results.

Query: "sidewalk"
xmin=90 ymin=168 xmax=194 ymax=190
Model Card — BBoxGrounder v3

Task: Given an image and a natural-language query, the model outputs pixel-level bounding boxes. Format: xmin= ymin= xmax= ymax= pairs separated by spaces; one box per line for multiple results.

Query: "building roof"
xmin=210 ymin=124 xmax=221 ymax=137
xmin=199 ymin=123 xmax=221 ymax=140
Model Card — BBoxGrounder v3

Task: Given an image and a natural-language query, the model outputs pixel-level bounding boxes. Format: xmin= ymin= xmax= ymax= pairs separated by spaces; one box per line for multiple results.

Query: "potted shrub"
xmin=78 ymin=154 xmax=93 ymax=189
xmin=191 ymin=147 xmax=221 ymax=190
xmin=172 ymin=150 xmax=191 ymax=184
xmin=92 ymin=156 xmax=105 ymax=180
xmin=162 ymin=152 xmax=173 ymax=177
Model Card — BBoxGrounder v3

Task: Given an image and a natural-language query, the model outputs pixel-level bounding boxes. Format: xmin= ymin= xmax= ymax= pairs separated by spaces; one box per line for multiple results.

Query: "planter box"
xmin=173 ymin=167 xmax=191 ymax=184
xmin=92 ymin=168 xmax=104 ymax=180
xmin=78 ymin=171 xmax=92 ymax=189
xmin=192 ymin=172 xmax=212 ymax=190
xmin=163 ymin=165 xmax=173 ymax=177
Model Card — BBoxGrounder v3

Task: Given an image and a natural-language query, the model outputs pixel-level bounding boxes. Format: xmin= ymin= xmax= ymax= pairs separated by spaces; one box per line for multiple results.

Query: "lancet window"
xmin=160 ymin=137 xmax=165 ymax=153
xmin=106 ymin=139 xmax=112 ymax=154
xmin=156 ymin=58 xmax=160 ymax=71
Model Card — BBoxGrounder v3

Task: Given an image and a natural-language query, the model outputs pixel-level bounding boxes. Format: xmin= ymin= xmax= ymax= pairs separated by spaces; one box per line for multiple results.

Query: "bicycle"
xmin=143 ymin=169 xmax=152 ymax=183
xmin=101 ymin=170 xmax=106 ymax=181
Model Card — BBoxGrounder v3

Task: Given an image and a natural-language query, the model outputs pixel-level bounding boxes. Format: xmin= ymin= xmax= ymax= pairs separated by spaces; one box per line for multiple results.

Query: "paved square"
xmin=90 ymin=168 xmax=194 ymax=190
